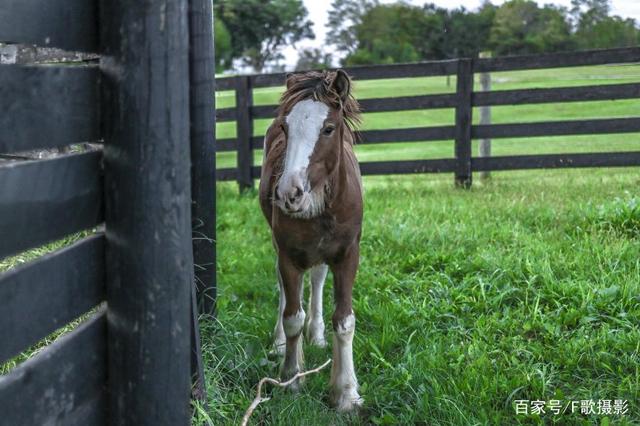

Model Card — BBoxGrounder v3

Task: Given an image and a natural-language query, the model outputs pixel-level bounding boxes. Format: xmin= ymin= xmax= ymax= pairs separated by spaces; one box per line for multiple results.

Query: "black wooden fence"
xmin=216 ymin=47 xmax=640 ymax=189
xmin=0 ymin=1 xmax=215 ymax=425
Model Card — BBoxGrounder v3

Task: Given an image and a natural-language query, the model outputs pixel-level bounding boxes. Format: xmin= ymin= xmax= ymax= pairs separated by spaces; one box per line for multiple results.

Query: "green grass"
xmin=201 ymin=168 xmax=640 ymax=425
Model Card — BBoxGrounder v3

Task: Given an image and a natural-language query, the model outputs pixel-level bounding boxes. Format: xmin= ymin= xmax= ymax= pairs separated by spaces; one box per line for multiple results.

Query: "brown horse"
xmin=259 ymin=70 xmax=364 ymax=412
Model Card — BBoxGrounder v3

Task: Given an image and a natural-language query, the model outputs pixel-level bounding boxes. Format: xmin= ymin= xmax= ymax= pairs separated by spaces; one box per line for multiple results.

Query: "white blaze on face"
xmin=284 ymin=99 xmax=329 ymax=176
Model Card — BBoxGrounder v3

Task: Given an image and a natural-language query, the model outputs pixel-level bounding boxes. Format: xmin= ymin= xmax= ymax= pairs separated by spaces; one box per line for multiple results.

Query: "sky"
xmin=280 ymin=0 xmax=640 ymax=67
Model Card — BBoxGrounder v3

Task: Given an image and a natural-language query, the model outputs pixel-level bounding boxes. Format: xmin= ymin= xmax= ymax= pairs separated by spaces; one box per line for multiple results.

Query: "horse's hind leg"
xmin=306 ymin=263 xmax=328 ymax=348
xmin=272 ymin=260 xmax=286 ymax=356
xmin=279 ymin=255 xmax=305 ymax=390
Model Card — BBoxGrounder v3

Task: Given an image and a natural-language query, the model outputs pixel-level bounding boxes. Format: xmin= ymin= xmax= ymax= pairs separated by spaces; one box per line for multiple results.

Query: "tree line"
xmin=214 ymin=0 xmax=640 ymax=72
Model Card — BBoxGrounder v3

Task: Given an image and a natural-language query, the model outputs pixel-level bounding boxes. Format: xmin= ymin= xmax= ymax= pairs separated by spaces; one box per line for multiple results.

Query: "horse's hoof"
xmin=331 ymin=391 xmax=364 ymax=413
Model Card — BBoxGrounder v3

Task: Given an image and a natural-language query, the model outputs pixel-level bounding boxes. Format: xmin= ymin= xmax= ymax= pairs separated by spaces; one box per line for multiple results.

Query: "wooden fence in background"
xmin=216 ymin=47 xmax=640 ymax=189
xmin=0 ymin=0 xmax=215 ymax=424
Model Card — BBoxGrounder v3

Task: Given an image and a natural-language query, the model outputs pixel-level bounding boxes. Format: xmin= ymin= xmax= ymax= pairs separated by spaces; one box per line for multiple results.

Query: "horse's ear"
xmin=332 ymin=69 xmax=351 ymax=102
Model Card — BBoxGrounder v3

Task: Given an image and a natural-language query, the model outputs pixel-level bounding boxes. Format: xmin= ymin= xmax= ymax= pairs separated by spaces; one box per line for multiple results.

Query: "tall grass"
xmin=204 ymin=168 xmax=640 ymax=425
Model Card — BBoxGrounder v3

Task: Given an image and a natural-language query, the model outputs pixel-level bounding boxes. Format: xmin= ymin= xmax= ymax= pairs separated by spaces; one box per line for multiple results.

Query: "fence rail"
xmin=215 ymin=46 xmax=640 ymax=188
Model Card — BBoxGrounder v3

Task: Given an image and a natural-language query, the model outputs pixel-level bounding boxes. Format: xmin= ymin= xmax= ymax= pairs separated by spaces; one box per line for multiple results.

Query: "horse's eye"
xmin=323 ymin=126 xmax=335 ymax=136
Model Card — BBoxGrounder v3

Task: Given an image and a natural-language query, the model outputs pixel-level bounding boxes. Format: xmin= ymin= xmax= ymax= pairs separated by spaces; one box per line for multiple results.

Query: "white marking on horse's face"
xmin=274 ymin=99 xmax=329 ymax=219
xmin=284 ymin=99 xmax=329 ymax=175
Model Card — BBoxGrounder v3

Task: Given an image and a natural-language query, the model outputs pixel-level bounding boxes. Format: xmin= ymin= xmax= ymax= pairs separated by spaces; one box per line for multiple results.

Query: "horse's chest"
xmin=276 ymin=216 xmax=355 ymax=268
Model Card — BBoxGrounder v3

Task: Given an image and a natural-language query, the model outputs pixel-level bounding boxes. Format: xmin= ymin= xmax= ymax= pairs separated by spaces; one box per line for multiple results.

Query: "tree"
xmin=326 ymin=0 xmax=379 ymax=57
xmin=214 ymin=17 xmax=232 ymax=72
xmin=440 ymin=3 xmax=497 ymax=59
xmin=344 ymin=3 xmax=431 ymax=65
xmin=215 ymin=0 xmax=314 ymax=72
xmin=570 ymin=0 xmax=611 ymax=28
xmin=295 ymin=48 xmax=333 ymax=71
xmin=571 ymin=0 xmax=640 ymax=49
xmin=489 ymin=0 xmax=573 ymax=56
xmin=343 ymin=2 xmax=499 ymax=64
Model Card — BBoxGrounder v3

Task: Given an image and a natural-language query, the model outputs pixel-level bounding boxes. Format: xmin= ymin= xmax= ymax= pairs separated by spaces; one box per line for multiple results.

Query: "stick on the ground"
xmin=241 ymin=359 xmax=332 ymax=426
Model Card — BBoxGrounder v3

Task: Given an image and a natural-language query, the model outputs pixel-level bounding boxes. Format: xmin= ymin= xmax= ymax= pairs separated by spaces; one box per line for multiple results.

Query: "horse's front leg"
xmin=329 ymin=244 xmax=363 ymax=412
xmin=278 ymin=254 xmax=305 ymax=389
xmin=306 ymin=263 xmax=328 ymax=347
xmin=272 ymin=260 xmax=286 ymax=356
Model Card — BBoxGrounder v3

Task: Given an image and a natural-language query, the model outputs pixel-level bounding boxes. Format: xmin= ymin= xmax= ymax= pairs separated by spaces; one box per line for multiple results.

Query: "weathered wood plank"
xmin=360 ymin=93 xmax=458 ymax=113
xmin=359 ymin=126 xmax=455 ymax=144
xmin=473 ymin=117 xmax=640 ymax=139
xmin=0 ymin=0 xmax=99 ymax=52
xmin=101 ymin=0 xmax=194 ymax=423
xmin=189 ymin=0 xmax=217 ymax=319
xmin=249 ymin=94 xmax=458 ymax=119
xmin=0 ymin=235 xmax=105 ymax=364
xmin=359 ymin=159 xmax=456 ymax=175
xmin=248 ymin=60 xmax=458 ymax=88
xmin=216 ymin=151 xmax=640 ymax=180
xmin=454 ymin=59 xmax=473 ymax=188
xmin=241 ymin=127 xmax=454 ymax=153
xmin=473 ymin=83 xmax=640 ymax=106
xmin=0 ymin=65 xmax=101 ymax=153
xmin=0 ymin=151 xmax=103 ymax=259
xmin=0 ymin=311 xmax=107 ymax=426
xmin=216 ymin=76 xmax=238 ymax=91
xmin=216 ymin=107 xmax=237 ymax=121
xmin=251 ymin=105 xmax=279 ymax=119
xmin=475 ymin=47 xmax=640 ymax=73
xmin=217 ymin=160 xmax=456 ymax=181
xmin=217 ymin=138 xmax=237 ymax=152
xmin=236 ymin=76 xmax=254 ymax=190
xmin=473 ymin=151 xmax=640 ymax=171
xmin=216 ymin=167 xmax=237 ymax=181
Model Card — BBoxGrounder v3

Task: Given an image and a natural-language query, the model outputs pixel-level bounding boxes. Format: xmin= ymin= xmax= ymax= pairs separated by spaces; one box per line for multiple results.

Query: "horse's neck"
xmin=328 ymin=130 xmax=359 ymax=206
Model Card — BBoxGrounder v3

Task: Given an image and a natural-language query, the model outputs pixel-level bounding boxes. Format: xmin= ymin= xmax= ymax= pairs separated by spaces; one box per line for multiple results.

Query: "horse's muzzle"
xmin=275 ymin=170 xmax=310 ymax=215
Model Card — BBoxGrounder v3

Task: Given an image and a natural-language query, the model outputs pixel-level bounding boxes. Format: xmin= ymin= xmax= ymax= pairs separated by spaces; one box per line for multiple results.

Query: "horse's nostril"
xmin=295 ymin=186 xmax=303 ymax=198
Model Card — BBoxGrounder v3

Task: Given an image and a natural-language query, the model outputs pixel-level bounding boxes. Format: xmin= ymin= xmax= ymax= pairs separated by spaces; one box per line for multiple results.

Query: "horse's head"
xmin=274 ymin=70 xmax=359 ymax=218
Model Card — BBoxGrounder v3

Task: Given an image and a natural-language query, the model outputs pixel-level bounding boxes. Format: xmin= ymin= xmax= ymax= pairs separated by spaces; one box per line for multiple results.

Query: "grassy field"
xmin=199 ymin=65 xmax=640 ymax=425
xmin=200 ymin=169 xmax=640 ymax=425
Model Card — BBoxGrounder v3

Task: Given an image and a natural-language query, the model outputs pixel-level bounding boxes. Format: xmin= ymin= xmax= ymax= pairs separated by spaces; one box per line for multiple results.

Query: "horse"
xmin=258 ymin=69 xmax=364 ymax=412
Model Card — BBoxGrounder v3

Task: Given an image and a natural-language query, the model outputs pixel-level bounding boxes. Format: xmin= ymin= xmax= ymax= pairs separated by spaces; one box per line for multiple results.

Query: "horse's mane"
xmin=277 ymin=70 xmax=362 ymax=136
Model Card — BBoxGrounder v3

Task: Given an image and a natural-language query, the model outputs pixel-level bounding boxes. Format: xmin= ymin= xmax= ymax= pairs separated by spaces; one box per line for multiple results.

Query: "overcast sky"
xmin=281 ymin=0 xmax=640 ymax=67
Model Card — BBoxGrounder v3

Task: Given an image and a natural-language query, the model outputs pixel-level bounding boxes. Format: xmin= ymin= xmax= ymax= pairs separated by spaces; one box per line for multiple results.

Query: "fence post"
xmin=188 ymin=0 xmax=216 ymax=316
xmin=454 ymin=58 xmax=474 ymax=188
xmin=236 ymin=75 xmax=254 ymax=191
xmin=478 ymin=51 xmax=492 ymax=179
xmin=101 ymin=1 xmax=193 ymax=424
xmin=187 ymin=0 xmax=215 ymax=403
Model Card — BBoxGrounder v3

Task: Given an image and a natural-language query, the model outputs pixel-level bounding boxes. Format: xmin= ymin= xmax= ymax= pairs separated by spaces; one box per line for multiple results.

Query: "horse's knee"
xmin=332 ymin=312 xmax=355 ymax=341
xmin=283 ymin=309 xmax=305 ymax=338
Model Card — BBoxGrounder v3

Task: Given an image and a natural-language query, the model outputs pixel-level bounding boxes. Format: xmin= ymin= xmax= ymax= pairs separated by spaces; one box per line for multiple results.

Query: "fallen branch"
xmin=241 ymin=359 xmax=332 ymax=426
